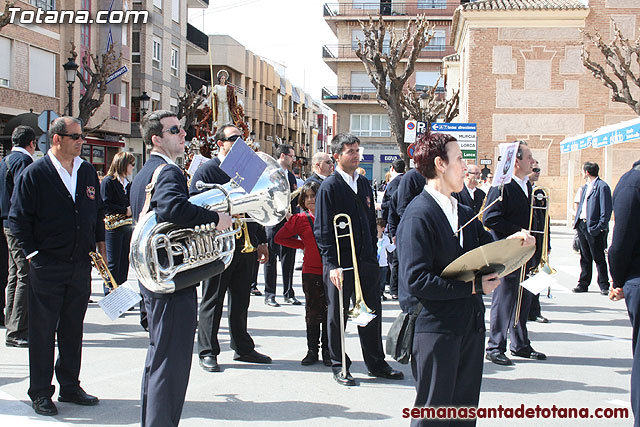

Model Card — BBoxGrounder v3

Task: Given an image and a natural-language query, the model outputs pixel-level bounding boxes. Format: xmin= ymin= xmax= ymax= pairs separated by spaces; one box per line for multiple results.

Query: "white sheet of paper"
xmin=492 ymin=142 xmax=519 ymax=187
xmin=520 ymin=271 xmax=558 ymax=296
xmin=352 ymin=311 xmax=376 ymax=327
xmin=98 ymin=285 xmax=142 ymax=321
xmin=187 ymin=154 xmax=210 ymax=176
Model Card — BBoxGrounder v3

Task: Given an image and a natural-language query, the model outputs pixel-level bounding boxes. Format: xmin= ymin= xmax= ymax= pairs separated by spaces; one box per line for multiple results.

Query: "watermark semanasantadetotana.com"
xmin=6 ymin=7 xmax=148 ymax=25
xmin=403 ymin=404 xmax=630 ymax=420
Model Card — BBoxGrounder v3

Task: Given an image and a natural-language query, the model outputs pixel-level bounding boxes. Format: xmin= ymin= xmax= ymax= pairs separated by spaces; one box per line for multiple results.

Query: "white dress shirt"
xmin=511 ymin=174 xmax=530 ymax=197
xmin=580 ymin=178 xmax=597 ymax=220
xmin=11 ymin=146 xmax=34 ymax=159
xmin=47 ymin=151 xmax=83 ymax=202
xmin=151 ymin=151 xmax=177 ymax=167
xmin=335 ymin=165 xmax=359 ymax=193
xmin=425 ymin=184 xmax=463 ymax=247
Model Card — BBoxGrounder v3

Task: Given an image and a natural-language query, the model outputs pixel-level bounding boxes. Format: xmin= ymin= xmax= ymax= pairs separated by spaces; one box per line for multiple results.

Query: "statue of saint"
xmin=212 ymin=69 xmax=249 ymax=138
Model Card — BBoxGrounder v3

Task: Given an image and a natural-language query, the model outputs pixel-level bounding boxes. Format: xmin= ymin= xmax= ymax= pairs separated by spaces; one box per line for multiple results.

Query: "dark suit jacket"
xmin=608 ymin=160 xmax=640 ymax=287
xmin=482 ymin=179 xmax=532 ymax=240
xmin=304 ymin=173 xmax=324 ymax=187
xmin=397 ymin=190 xmax=494 ymax=335
xmin=573 ymin=177 xmax=612 ymax=236
xmin=0 ymin=150 xmax=33 ymax=227
xmin=453 ymin=185 xmax=486 ymax=215
xmin=100 ymin=175 xmax=130 ymax=215
xmin=314 ymin=171 xmax=377 ymax=271
xmin=189 ymin=157 xmax=267 ymax=247
xmin=396 ymin=168 xmax=426 ymax=218
xmin=381 ymin=174 xmax=402 ymax=222
xmin=9 ymin=156 xmax=105 ymax=262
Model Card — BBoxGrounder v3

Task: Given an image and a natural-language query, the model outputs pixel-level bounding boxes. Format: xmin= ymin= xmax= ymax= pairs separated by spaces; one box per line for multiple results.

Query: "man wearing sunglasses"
xmin=9 ymin=117 xmax=106 ymax=416
xmin=190 ymin=124 xmax=272 ymax=373
xmin=130 ymin=110 xmax=232 ymax=427
xmin=305 ymin=151 xmax=334 ymax=187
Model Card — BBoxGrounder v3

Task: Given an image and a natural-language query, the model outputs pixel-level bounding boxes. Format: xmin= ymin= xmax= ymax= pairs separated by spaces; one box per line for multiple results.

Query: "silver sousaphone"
xmin=130 ymin=152 xmax=290 ymax=294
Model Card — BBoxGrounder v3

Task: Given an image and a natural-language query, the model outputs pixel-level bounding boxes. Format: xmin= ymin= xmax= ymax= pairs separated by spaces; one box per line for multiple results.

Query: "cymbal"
xmin=441 ymin=239 xmax=535 ymax=282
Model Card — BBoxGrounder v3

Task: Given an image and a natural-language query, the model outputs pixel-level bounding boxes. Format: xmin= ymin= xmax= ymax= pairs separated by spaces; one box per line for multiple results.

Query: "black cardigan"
xmin=100 ymin=175 xmax=130 ymax=215
xmin=0 ymin=149 xmax=33 ymax=227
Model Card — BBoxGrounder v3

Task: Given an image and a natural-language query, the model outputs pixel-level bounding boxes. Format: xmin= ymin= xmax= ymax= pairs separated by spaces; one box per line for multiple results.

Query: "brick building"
xmin=448 ymin=0 xmax=640 ymax=220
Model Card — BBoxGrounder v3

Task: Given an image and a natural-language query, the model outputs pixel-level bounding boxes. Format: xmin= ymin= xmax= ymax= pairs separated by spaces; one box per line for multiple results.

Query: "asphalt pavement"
xmin=0 ymin=226 xmax=633 ymax=426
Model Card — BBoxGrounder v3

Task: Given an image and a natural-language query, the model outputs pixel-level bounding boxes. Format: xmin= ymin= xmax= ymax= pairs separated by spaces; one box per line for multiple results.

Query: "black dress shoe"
xmin=285 ymin=297 xmax=302 ymax=305
xmin=234 ymin=350 xmax=272 ymax=364
xmin=264 ymin=297 xmax=280 ymax=307
xmin=485 ymin=352 xmax=513 ymax=365
xmin=301 ymin=350 xmax=318 ymax=366
xmin=534 ymin=315 xmax=549 ymax=323
xmin=511 ymin=348 xmax=547 ymax=360
xmin=333 ymin=371 xmax=356 ymax=386
xmin=199 ymin=356 xmax=220 ymax=372
xmin=322 ymin=349 xmax=332 ymax=366
xmin=6 ymin=337 xmax=28 ymax=348
xmin=250 ymin=287 xmax=262 ymax=297
xmin=391 ymin=294 xmax=398 ymax=300
xmin=572 ymin=286 xmax=588 ymax=293
xmin=32 ymin=397 xmax=58 ymax=416
xmin=58 ymin=388 xmax=99 ymax=406
xmin=600 ymin=289 xmax=610 ymax=296
xmin=368 ymin=366 xmax=404 ymax=380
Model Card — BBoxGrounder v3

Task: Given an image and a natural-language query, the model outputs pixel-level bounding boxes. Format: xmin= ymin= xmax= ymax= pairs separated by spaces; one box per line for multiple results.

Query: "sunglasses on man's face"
xmin=223 ymin=134 xmax=242 ymax=143
xmin=57 ymin=133 xmax=85 ymax=141
xmin=162 ymin=125 xmax=183 ymax=135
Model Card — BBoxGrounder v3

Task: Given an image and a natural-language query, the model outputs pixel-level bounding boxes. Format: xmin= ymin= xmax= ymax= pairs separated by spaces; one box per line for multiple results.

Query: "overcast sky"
xmin=187 ymin=0 xmax=337 ymax=102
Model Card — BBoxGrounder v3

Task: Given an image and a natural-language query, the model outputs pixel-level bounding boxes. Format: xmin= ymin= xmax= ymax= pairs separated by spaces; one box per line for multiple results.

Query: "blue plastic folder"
xmin=219 ymin=138 xmax=267 ymax=193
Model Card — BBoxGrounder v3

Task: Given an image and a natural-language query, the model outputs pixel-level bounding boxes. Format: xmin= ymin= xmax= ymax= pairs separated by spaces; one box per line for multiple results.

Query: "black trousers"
xmin=576 ymin=220 xmax=610 ymax=290
xmin=140 ymin=286 xmax=197 ymax=427
xmin=528 ymin=291 xmax=541 ymax=319
xmin=27 ymin=256 xmax=91 ymax=400
xmin=411 ymin=329 xmax=485 ymax=426
xmin=105 ymin=225 xmax=133 ymax=292
xmin=486 ymin=268 xmax=532 ymax=355
xmin=198 ymin=251 xmax=256 ymax=358
xmin=4 ymin=227 xmax=29 ymax=340
xmin=388 ymin=248 xmax=399 ymax=295
xmin=0 ymin=227 xmax=8 ymax=319
xmin=301 ymin=273 xmax=328 ymax=352
xmin=624 ymin=279 xmax=640 ymax=427
xmin=263 ymin=230 xmax=296 ymax=299
xmin=323 ymin=262 xmax=387 ymax=373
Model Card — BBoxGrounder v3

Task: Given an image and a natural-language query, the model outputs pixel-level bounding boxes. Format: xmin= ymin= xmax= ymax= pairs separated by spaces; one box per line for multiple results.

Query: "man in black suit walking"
xmin=10 ymin=117 xmax=105 ymax=416
xmin=1 ymin=125 xmax=35 ymax=348
xmin=263 ymin=144 xmax=300 ymax=307
xmin=573 ymin=161 xmax=612 ymax=295
xmin=191 ymin=124 xmax=271 ymax=373
xmin=130 ymin=110 xmax=232 ymax=426
xmin=453 ymin=163 xmax=486 ymax=214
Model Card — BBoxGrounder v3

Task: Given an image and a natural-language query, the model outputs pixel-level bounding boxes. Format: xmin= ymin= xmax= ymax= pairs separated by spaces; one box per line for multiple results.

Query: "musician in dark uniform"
xmin=527 ymin=160 xmax=549 ymax=324
xmin=9 ymin=117 xmax=105 ymax=416
xmin=305 ymin=151 xmax=334 ymax=187
xmin=1 ymin=125 xmax=35 ymax=348
xmin=190 ymin=124 xmax=271 ymax=373
xmin=483 ymin=141 xmax=546 ymax=366
xmin=263 ymin=144 xmax=300 ymax=307
xmin=453 ymin=163 xmax=486 ymax=215
xmin=397 ymin=132 xmax=530 ymax=425
xmin=381 ymin=159 xmax=404 ymax=299
xmin=608 ymin=160 xmax=640 ymax=426
xmin=314 ymin=133 xmax=403 ymax=387
xmin=130 ymin=110 xmax=232 ymax=426
xmin=100 ymin=151 xmax=135 ymax=294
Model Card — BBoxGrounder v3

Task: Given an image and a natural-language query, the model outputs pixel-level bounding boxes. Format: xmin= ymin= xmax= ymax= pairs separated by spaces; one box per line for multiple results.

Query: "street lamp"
xmin=139 ymin=91 xmax=151 ymax=164
xmin=63 ymin=57 xmax=78 ymax=116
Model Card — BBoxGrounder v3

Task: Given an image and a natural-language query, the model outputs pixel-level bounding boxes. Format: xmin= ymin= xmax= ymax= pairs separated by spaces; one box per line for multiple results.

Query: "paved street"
xmin=0 ymin=226 xmax=633 ymax=426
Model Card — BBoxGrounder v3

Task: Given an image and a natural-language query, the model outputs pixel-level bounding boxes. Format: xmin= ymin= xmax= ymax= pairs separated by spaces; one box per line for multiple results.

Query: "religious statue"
xmin=212 ymin=69 xmax=249 ymax=138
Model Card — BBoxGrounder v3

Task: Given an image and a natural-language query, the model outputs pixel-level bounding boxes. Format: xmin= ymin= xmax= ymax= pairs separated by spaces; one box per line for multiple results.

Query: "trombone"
xmin=514 ymin=187 xmax=555 ymax=326
xmin=89 ymin=251 xmax=118 ymax=292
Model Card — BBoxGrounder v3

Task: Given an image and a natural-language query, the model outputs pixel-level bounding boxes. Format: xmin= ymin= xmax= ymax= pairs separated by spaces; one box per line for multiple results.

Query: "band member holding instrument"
xmin=190 ymin=124 xmax=271 ymax=373
xmin=130 ymin=110 xmax=232 ymax=426
xmin=314 ymin=133 xmax=403 ymax=387
xmin=527 ymin=160 xmax=550 ymax=324
xmin=9 ymin=117 xmax=105 ymax=416
xmin=397 ymin=132 xmax=531 ymax=425
xmin=483 ymin=141 xmax=546 ymax=366
xmin=453 ymin=163 xmax=486 ymax=215
xmin=608 ymin=160 xmax=640 ymax=426
xmin=275 ymin=180 xmax=331 ymax=366
xmin=100 ymin=151 xmax=135 ymax=294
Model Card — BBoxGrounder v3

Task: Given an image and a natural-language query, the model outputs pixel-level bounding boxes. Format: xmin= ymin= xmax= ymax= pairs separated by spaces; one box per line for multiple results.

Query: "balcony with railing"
xmin=323 ymin=2 xmax=459 ymax=18
xmin=323 ymin=44 xmax=455 ymax=72
xmin=187 ymin=23 xmax=208 ymax=54
xmin=322 ymin=84 xmax=445 ymax=104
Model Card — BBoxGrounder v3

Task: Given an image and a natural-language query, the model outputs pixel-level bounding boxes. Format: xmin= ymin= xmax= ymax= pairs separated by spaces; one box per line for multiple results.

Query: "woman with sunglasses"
xmin=100 ymin=151 xmax=135 ymax=294
xmin=275 ymin=181 xmax=330 ymax=366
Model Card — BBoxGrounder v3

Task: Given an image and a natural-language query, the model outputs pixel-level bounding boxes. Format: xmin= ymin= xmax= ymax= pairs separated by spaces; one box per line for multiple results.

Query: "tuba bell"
xmin=130 ymin=152 xmax=290 ymax=294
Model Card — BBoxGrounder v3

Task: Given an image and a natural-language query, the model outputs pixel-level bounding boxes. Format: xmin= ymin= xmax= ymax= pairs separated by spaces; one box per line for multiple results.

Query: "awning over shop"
xmin=280 ymin=77 xmax=288 ymax=95
xmin=85 ymin=136 xmax=125 ymax=147
xmin=305 ymin=94 xmax=312 ymax=108
xmin=560 ymin=117 xmax=640 ymax=153
xmin=292 ymin=87 xmax=301 ymax=104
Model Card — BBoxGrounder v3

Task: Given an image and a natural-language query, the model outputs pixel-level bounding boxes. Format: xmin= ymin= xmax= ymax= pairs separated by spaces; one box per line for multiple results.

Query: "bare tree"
xmin=0 ymin=2 xmax=15 ymax=32
xmin=70 ymin=41 xmax=122 ymax=132
xmin=177 ymin=85 xmax=208 ymax=134
xmin=355 ymin=15 xmax=459 ymax=164
xmin=402 ymin=76 xmax=459 ymax=124
xmin=582 ymin=19 xmax=640 ymax=115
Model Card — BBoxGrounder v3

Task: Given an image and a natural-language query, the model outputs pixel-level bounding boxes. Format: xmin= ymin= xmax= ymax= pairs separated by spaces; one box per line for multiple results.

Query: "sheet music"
xmin=98 ymin=285 xmax=142 ymax=321
xmin=521 ymin=271 xmax=558 ymax=296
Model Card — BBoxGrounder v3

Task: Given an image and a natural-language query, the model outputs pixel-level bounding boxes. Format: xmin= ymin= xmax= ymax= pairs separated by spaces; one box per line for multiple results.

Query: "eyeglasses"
xmin=222 ymin=134 xmax=242 ymax=143
xmin=532 ymin=167 xmax=541 ymax=173
xmin=162 ymin=125 xmax=183 ymax=135
xmin=57 ymin=133 xmax=85 ymax=140
xmin=286 ymin=153 xmax=296 ymax=158
xmin=324 ymin=160 xmax=333 ymax=165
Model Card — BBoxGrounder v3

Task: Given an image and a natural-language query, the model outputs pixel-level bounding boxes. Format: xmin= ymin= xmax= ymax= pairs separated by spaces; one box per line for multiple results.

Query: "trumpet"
xmin=235 ymin=219 xmax=256 ymax=253
xmin=104 ymin=213 xmax=133 ymax=230
xmin=89 ymin=251 xmax=118 ymax=292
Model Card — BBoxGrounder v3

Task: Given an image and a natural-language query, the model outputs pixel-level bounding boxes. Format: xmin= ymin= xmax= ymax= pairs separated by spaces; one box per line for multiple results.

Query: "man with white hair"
xmin=306 ymin=151 xmax=334 ymax=186
xmin=453 ymin=163 xmax=486 ymax=215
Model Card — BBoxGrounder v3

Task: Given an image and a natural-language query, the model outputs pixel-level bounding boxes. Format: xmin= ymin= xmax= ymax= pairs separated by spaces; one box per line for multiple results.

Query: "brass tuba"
xmin=130 ymin=152 xmax=290 ymax=294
